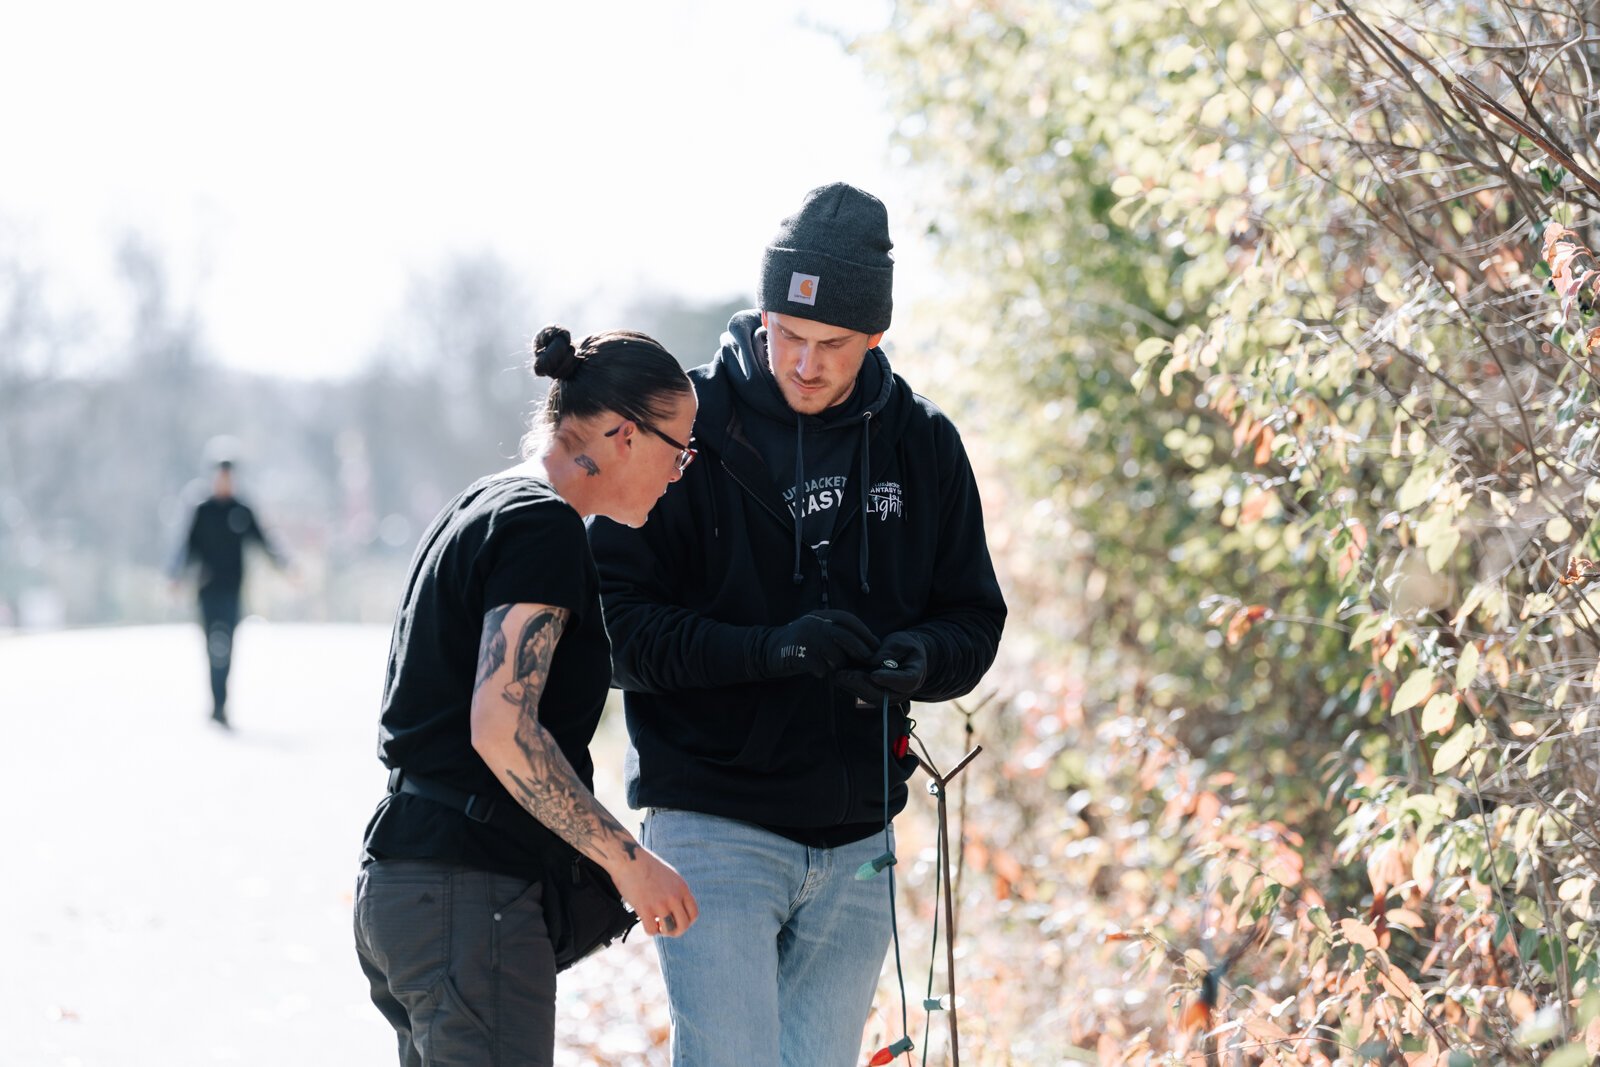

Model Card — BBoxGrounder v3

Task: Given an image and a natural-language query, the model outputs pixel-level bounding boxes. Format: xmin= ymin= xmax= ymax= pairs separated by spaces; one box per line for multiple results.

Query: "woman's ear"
xmin=608 ymin=419 xmax=636 ymax=457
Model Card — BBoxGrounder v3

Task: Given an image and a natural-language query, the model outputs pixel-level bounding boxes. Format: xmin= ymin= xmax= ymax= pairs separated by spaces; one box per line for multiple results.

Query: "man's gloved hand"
xmin=758 ymin=610 xmax=881 ymax=679
xmin=834 ymin=631 xmax=930 ymax=704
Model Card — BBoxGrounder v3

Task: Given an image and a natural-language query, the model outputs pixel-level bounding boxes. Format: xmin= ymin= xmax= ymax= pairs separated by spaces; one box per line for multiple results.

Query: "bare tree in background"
xmin=354 ymin=252 xmax=537 ymax=539
xmin=622 ymin=293 xmax=750 ymax=371
xmin=0 ymin=232 xmax=69 ymax=624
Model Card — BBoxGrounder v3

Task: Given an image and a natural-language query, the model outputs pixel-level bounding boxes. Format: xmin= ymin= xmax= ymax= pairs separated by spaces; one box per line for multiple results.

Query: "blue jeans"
xmin=642 ymin=808 xmax=896 ymax=1067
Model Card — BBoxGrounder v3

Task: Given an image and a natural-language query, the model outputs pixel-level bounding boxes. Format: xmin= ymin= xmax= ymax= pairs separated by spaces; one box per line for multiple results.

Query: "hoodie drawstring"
xmin=858 ymin=412 xmax=873 ymax=594
xmin=792 ymin=419 xmax=806 ymax=586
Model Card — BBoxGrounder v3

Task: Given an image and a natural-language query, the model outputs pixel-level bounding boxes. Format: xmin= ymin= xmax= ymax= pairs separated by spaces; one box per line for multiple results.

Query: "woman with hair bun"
xmin=354 ymin=325 xmax=699 ymax=1066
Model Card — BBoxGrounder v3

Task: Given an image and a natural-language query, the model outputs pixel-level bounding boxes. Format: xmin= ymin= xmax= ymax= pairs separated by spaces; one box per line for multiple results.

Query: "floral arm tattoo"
xmin=473 ymin=605 xmax=639 ymax=863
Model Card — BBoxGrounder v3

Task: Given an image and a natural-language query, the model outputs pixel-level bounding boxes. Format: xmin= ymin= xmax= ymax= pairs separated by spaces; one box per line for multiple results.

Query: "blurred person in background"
xmin=170 ymin=458 xmax=286 ymax=728
xmin=354 ymin=325 xmax=700 ymax=1067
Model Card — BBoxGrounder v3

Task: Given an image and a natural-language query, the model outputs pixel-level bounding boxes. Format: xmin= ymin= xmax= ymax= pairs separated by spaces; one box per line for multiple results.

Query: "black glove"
xmin=757 ymin=610 xmax=881 ymax=679
xmin=834 ymin=631 xmax=930 ymax=704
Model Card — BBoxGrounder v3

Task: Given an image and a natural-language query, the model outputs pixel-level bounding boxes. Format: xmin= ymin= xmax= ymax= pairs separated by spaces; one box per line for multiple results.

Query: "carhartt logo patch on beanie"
xmin=759 ymin=182 xmax=893 ymax=334
xmin=788 ymin=272 xmax=819 ymax=305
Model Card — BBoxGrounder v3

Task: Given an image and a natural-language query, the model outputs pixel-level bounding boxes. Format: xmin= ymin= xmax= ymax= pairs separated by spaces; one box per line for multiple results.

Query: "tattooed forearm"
xmin=474 ymin=605 xmax=513 ymax=693
xmin=503 ymin=720 xmax=641 ymax=862
xmin=503 ymin=735 xmax=638 ymax=863
xmin=574 ymin=454 xmax=600 ymax=476
xmin=487 ymin=604 xmax=641 ymax=865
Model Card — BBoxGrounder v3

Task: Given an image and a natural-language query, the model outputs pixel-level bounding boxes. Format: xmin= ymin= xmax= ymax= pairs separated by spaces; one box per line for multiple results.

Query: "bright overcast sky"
xmin=2 ymin=0 xmax=922 ymax=378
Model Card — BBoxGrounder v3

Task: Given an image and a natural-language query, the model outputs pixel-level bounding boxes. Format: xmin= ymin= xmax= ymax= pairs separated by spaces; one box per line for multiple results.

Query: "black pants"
xmin=354 ymin=860 xmax=558 ymax=1066
xmin=198 ymin=586 xmax=240 ymax=712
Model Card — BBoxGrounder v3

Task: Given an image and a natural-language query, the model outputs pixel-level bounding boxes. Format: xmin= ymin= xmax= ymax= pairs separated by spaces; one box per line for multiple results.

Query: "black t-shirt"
xmin=360 ymin=475 xmax=610 ymax=882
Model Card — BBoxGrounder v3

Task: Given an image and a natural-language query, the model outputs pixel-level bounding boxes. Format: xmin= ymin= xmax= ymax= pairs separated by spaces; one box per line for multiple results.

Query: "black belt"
xmin=387 ymin=766 xmax=501 ymax=826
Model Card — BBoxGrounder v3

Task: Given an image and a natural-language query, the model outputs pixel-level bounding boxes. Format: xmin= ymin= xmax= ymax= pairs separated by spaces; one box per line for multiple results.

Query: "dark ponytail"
xmin=523 ymin=325 xmax=691 ymax=456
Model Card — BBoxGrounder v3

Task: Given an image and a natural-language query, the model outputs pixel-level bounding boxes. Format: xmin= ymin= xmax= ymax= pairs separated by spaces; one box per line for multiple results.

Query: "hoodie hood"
xmin=719 ymin=309 xmax=893 ymax=429
xmin=709 ymin=309 xmax=897 ymax=592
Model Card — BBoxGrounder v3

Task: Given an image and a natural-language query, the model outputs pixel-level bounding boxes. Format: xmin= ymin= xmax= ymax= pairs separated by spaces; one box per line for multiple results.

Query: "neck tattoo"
xmin=575 ymin=454 xmax=601 ymax=477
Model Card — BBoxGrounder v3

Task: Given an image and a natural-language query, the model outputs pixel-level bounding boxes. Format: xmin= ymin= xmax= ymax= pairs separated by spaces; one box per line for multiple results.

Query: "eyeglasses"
xmin=606 ymin=419 xmax=697 ymax=473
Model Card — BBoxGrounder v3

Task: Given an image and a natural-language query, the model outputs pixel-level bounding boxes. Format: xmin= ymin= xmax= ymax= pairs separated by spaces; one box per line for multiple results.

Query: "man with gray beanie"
xmin=589 ymin=182 xmax=1006 ymax=1065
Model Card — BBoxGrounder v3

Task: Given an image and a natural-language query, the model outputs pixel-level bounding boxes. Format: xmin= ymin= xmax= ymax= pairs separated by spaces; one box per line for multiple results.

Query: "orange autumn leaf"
xmin=1542 ymin=224 xmax=1600 ymax=315
xmin=1233 ymin=412 xmax=1257 ymax=450
xmin=1263 ymin=842 xmax=1304 ymax=887
xmin=1238 ymin=489 xmax=1273 ymax=526
xmin=1377 ymin=962 xmax=1425 ymax=1008
xmin=1180 ymin=997 xmax=1213 ymax=1035
xmin=1558 ymin=555 xmax=1600 ymax=586
xmin=1241 ymin=1016 xmax=1292 ymax=1046
xmin=1341 ymin=917 xmax=1380 ymax=950
xmin=1483 ymin=646 xmax=1512 ymax=687
xmin=1368 ymin=843 xmax=1408 ymax=896
xmin=992 ymin=849 xmax=1026 ymax=900
xmin=1253 ymin=425 xmax=1275 ymax=466
xmin=1226 ymin=605 xmax=1271 ymax=645
xmin=1336 ymin=518 xmax=1368 ymax=579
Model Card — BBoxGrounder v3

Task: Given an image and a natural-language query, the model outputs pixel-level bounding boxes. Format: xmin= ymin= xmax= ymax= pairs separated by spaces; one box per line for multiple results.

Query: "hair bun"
xmin=533 ymin=325 xmax=580 ymax=380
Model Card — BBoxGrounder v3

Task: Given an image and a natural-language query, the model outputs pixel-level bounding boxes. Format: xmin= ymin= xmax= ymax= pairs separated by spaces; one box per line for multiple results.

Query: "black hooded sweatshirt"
xmin=588 ymin=311 xmax=1006 ymax=838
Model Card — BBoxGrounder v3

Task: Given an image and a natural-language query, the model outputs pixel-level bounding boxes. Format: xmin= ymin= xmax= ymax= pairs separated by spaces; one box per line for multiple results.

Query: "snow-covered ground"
xmin=0 ymin=622 xmax=670 ymax=1067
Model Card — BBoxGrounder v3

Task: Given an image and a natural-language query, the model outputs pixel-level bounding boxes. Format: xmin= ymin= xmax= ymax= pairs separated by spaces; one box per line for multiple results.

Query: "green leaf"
xmin=1433 ymin=722 xmax=1477 ymax=774
xmin=1580 ymin=989 xmax=1600 ymax=1027
xmin=1397 ymin=467 xmax=1439 ymax=512
xmin=1251 ymin=882 xmax=1283 ymax=920
xmin=1421 ymin=692 xmax=1459 ymax=734
xmin=1350 ymin=614 xmax=1385 ymax=649
xmin=1513 ymin=807 xmax=1540 ymax=853
xmin=1455 ymin=643 xmax=1479 ymax=690
xmin=1392 ymin=668 xmax=1436 ymax=715
xmin=1515 ymin=1005 xmax=1562 ymax=1046
xmin=1133 ymin=336 xmax=1170 ymax=363
xmin=1542 ymin=1044 xmax=1591 ymax=1067
xmin=1110 ymin=174 xmax=1144 ymax=198
xmin=1528 ymin=740 xmax=1554 ymax=777
xmin=1419 ymin=511 xmax=1462 ymax=573
xmin=1519 ymin=928 xmax=1540 ymax=963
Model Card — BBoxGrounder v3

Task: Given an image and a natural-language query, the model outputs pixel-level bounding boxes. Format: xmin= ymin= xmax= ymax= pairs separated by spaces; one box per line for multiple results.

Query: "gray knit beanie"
xmin=758 ymin=182 xmax=894 ymax=335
